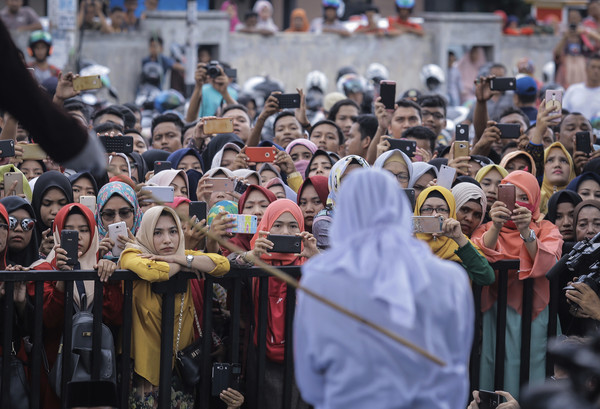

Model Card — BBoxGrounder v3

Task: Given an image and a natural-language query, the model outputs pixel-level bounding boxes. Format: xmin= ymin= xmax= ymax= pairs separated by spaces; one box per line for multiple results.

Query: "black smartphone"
xmin=267 ymin=234 xmax=302 ymax=253
xmin=402 ymin=188 xmax=416 ymax=210
xmin=455 ymin=124 xmax=469 ymax=141
xmin=0 ymin=139 xmax=16 ymax=158
xmin=189 ymin=201 xmax=207 ymax=222
xmin=211 ymin=363 xmax=231 ymax=396
xmin=154 ymin=161 xmax=172 ymax=174
xmin=576 ymin=131 xmax=592 ymax=154
xmin=234 ymin=180 xmax=249 ymax=195
xmin=386 ymin=138 xmax=417 ymax=158
xmin=274 ymin=93 xmax=301 ymax=109
xmin=99 ymin=135 xmax=134 ymax=153
xmin=497 ymin=123 xmax=520 ymax=139
xmin=490 ymin=77 xmax=516 ymax=91
xmin=478 ymin=390 xmax=501 ymax=409
xmin=224 ymin=67 xmax=237 ymax=79
xmin=379 ymin=80 xmax=396 ymax=110
xmin=60 ymin=230 xmax=79 ymax=266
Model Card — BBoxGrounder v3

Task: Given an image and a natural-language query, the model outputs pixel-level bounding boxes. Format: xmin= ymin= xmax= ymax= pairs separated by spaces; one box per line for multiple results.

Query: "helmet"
xmin=542 ymin=61 xmax=556 ymax=83
xmin=365 ymin=63 xmax=389 ymax=84
xmin=154 ymin=90 xmax=185 ymax=113
xmin=322 ymin=0 xmax=340 ymax=8
xmin=141 ymin=61 xmax=164 ymax=88
xmin=395 ymin=0 xmax=415 ymax=8
xmin=420 ymin=64 xmax=445 ymax=90
xmin=336 ymin=73 xmax=366 ymax=95
xmin=336 ymin=65 xmax=357 ymax=82
xmin=305 ymin=70 xmax=328 ymax=94
xmin=28 ymin=30 xmax=53 ymax=57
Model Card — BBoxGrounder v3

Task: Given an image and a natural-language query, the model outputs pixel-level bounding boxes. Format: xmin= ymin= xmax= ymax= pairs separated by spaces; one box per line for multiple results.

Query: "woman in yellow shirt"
xmin=120 ymin=205 xmax=229 ymax=408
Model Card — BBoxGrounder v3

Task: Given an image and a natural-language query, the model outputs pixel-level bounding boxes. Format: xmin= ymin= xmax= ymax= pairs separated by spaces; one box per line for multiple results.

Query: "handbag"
xmin=175 ymin=291 xmax=204 ymax=387
xmin=0 ymin=343 xmax=31 ymax=409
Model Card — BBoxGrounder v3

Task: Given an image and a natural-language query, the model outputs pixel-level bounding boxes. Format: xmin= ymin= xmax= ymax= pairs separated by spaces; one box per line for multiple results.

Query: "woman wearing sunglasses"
xmin=95 ymin=182 xmax=143 ymax=259
xmin=0 ymin=196 xmax=40 ymax=267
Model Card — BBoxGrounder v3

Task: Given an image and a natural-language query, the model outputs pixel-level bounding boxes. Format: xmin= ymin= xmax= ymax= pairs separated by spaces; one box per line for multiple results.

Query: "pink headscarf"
xmin=220 ymin=1 xmax=240 ymax=32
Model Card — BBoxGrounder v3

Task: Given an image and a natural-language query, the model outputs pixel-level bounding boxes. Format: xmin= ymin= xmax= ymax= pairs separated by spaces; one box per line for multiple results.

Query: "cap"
xmin=396 ymin=0 xmax=415 ymax=8
xmin=322 ymin=0 xmax=340 ymax=8
xmin=515 ymin=76 xmax=537 ymax=97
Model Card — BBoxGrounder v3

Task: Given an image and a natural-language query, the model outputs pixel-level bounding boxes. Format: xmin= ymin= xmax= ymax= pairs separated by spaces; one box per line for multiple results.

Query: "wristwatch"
xmin=186 ymin=254 xmax=194 ymax=269
xmin=520 ymin=229 xmax=536 ymax=243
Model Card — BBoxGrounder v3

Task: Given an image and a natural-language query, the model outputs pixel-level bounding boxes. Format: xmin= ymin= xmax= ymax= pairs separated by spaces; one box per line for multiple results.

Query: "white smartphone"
xmin=437 ymin=165 xmax=456 ymax=190
xmin=79 ymin=195 xmax=97 ymax=215
xmin=141 ymin=186 xmax=175 ymax=203
xmin=108 ymin=221 xmax=127 ymax=257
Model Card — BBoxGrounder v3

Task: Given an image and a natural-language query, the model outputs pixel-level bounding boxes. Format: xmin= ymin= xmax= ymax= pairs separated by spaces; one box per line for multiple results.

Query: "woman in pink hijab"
xmin=457 ymin=46 xmax=487 ymax=103
xmin=220 ymin=1 xmax=240 ymax=32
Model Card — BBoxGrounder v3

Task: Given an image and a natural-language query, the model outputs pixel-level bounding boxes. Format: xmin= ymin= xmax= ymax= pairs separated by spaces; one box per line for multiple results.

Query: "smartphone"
xmin=3 ymin=172 xmax=23 ymax=196
xmin=379 ymin=80 xmax=396 ymax=110
xmin=73 ymin=75 xmax=103 ymax=91
xmin=234 ymin=180 xmax=249 ymax=195
xmin=496 ymin=123 xmax=520 ymax=139
xmin=274 ymin=93 xmax=301 ymax=109
xmin=141 ymin=186 xmax=175 ymax=203
xmin=0 ymin=140 xmax=15 ymax=158
xmin=412 ymin=216 xmax=444 ymax=234
xmin=205 ymin=177 xmax=235 ymax=192
xmin=478 ymin=390 xmax=501 ymax=409
xmin=498 ymin=184 xmax=516 ymax=212
xmin=402 ymin=188 xmax=416 ymax=210
xmin=386 ymin=138 xmax=417 ymax=158
xmin=576 ymin=131 xmax=592 ymax=154
xmin=545 ymin=89 xmax=563 ymax=123
xmin=267 ymin=234 xmax=302 ymax=253
xmin=99 ymin=135 xmax=134 ymax=153
xmin=204 ymin=118 xmax=234 ymax=134
xmin=60 ymin=230 xmax=79 ymax=265
xmin=436 ymin=164 xmax=456 ymax=190
xmin=79 ymin=195 xmax=97 ymax=215
xmin=490 ymin=77 xmax=516 ymax=91
xmin=245 ymin=147 xmax=277 ymax=163
xmin=108 ymin=221 xmax=127 ymax=257
xmin=189 ymin=201 xmax=207 ymax=222
xmin=21 ymin=143 xmax=47 ymax=160
xmin=454 ymin=141 xmax=470 ymax=158
xmin=455 ymin=124 xmax=469 ymax=141
xmin=212 ymin=363 xmax=231 ymax=396
xmin=154 ymin=161 xmax=172 ymax=174
xmin=225 ymin=214 xmax=258 ymax=234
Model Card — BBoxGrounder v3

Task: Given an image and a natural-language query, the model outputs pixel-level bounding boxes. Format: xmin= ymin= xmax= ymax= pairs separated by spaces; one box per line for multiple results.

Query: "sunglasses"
xmin=100 ymin=207 xmax=134 ymax=222
xmin=9 ymin=216 xmax=36 ymax=232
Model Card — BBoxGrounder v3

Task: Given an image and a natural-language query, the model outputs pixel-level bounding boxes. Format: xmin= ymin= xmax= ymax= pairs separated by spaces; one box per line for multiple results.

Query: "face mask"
xmin=505 ymin=201 xmax=535 ymax=229
xmin=294 ymin=160 xmax=310 ymax=179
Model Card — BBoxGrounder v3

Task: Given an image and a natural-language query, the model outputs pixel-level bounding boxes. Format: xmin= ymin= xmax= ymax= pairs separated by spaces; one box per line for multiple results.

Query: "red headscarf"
xmin=0 ymin=203 xmax=9 ymax=269
xmin=297 ymin=176 xmax=329 ymax=207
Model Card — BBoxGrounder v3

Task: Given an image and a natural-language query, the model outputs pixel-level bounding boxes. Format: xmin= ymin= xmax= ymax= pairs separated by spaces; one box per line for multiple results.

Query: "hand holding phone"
xmin=478 ymin=390 xmax=501 ymax=409
xmin=108 ymin=222 xmax=127 ymax=257
xmin=3 ymin=172 xmax=23 ymax=197
xmin=266 ymin=234 xmax=302 ymax=253
xmin=412 ymin=216 xmax=444 ymax=234
xmin=436 ymin=165 xmax=456 ymax=190
xmin=73 ymin=75 xmax=102 ymax=91
xmin=0 ymin=140 xmax=15 ymax=158
xmin=379 ymin=81 xmax=396 ymax=110
xmin=60 ymin=230 xmax=79 ymax=266
xmin=274 ymin=93 xmax=301 ymax=109
xmin=204 ymin=118 xmax=234 ymax=134
xmin=497 ymin=184 xmax=516 ymax=212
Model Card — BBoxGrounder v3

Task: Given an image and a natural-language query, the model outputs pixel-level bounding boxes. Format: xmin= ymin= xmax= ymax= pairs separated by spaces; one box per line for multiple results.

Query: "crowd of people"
xmin=2 ymin=0 xmax=600 ymax=409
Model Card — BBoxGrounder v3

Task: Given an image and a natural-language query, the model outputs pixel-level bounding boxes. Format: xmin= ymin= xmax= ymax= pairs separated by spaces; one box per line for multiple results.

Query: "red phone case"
xmin=245 ymin=147 xmax=277 ymax=163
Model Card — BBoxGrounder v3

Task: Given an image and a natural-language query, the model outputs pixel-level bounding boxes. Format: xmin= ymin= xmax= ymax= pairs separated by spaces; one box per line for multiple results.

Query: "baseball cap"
xmin=515 ymin=76 xmax=537 ymax=97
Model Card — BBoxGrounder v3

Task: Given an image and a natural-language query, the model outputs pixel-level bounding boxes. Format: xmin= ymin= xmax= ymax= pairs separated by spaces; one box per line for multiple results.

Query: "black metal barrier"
xmin=470 ymin=260 xmax=560 ymax=393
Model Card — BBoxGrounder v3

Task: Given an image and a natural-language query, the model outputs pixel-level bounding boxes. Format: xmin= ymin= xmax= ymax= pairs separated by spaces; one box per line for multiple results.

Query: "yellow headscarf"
xmin=414 ymin=186 xmax=481 ymax=263
xmin=540 ymin=142 xmax=576 ymax=215
xmin=0 ymin=164 xmax=32 ymax=202
xmin=475 ymin=164 xmax=508 ymax=183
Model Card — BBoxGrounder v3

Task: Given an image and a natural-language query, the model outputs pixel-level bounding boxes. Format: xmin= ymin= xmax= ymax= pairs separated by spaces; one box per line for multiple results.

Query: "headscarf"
xmin=304 ymin=150 xmax=339 ymax=179
xmin=220 ymin=0 xmax=240 ymax=32
xmin=31 ymin=170 xmax=73 ymax=244
xmin=265 ymin=177 xmax=297 ymax=202
xmin=373 ymin=149 xmax=414 ymax=182
xmin=204 ymin=167 xmax=235 ymax=179
xmin=452 ymin=182 xmax=487 ymax=229
xmin=540 ymin=142 xmax=576 ymax=215
xmin=128 ymin=152 xmax=148 ymax=183
xmin=210 ymin=143 xmax=242 ymax=170
xmin=297 ymin=176 xmax=329 ymax=207
xmin=259 ymin=163 xmax=283 ymax=181
xmin=108 ymin=153 xmax=131 ymax=179
xmin=327 ymin=155 xmax=370 ymax=207
xmin=285 ymin=8 xmax=310 ymax=32
xmin=414 ymin=186 xmax=467 ymax=263
xmin=253 ymin=0 xmax=279 ymax=32
xmin=68 ymin=171 xmax=99 ymax=196
xmin=147 ymin=169 xmax=190 ymax=199
xmin=166 ymin=196 xmax=191 ymax=210
xmin=499 ymin=150 xmax=537 ymax=175
xmin=185 ymin=169 xmax=203 ymax=201
xmin=285 ymin=138 xmax=318 ymax=156
xmin=95 ymin=182 xmax=143 ymax=239
xmin=141 ymin=149 xmax=170 ymax=171
xmin=566 ymin=172 xmax=600 ymax=195
xmin=232 ymin=169 xmax=261 ymax=185
xmin=475 ymin=164 xmax=509 ymax=183
xmin=545 ymin=190 xmax=582 ymax=224
xmin=167 ymin=148 xmax=204 ymax=170
xmin=409 ymin=162 xmax=438 ymax=188
xmin=200 ymin=134 xmax=244 ymax=173
xmin=0 ymin=203 xmax=9 ymax=269
xmin=0 ymin=196 xmax=39 ymax=267
xmin=249 ymin=199 xmax=304 ymax=265
xmin=573 ymin=200 xmax=600 ymax=229
xmin=227 ymin=185 xmax=277 ymax=253
xmin=304 ymin=168 xmax=433 ymax=329
xmin=124 ymin=206 xmax=186 ymax=260
xmin=0 ymin=164 xmax=32 ymax=202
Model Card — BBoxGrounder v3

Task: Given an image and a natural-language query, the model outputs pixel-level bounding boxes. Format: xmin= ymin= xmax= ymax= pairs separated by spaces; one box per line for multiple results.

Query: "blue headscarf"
xmin=167 ymin=148 xmax=204 ymax=170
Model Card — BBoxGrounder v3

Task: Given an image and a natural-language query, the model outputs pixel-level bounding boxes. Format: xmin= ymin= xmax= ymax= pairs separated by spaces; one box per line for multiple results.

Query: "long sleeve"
xmin=119 ymin=249 xmax=171 ymax=282
xmin=102 ymin=282 xmax=123 ymax=326
xmin=456 ymin=242 xmax=495 ymax=286
xmin=187 ymin=250 xmax=230 ymax=277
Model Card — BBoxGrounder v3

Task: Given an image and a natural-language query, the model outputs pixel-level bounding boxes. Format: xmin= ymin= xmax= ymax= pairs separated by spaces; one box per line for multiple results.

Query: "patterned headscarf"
xmin=95 ymin=182 xmax=143 ymax=238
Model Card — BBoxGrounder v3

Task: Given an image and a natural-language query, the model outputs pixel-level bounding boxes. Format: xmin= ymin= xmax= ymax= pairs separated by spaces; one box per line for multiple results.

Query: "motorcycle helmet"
xmin=28 ymin=30 xmax=53 ymax=57
xmin=305 ymin=70 xmax=328 ymax=94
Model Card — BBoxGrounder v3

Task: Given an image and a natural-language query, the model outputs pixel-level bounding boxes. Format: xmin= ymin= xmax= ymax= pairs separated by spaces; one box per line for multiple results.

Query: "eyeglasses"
xmin=420 ymin=206 xmax=450 ymax=215
xmin=421 ymin=111 xmax=445 ymax=120
xmin=390 ymin=172 xmax=409 ymax=182
xmin=8 ymin=216 xmax=36 ymax=231
xmin=100 ymin=207 xmax=134 ymax=221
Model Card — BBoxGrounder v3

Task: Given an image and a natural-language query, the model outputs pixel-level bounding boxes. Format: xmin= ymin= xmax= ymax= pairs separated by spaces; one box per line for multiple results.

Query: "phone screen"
xmin=380 ymin=81 xmax=396 ymax=110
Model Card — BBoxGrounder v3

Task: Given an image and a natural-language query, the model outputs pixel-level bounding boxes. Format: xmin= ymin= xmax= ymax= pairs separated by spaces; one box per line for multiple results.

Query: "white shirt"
xmin=563 ymin=82 xmax=600 ymax=119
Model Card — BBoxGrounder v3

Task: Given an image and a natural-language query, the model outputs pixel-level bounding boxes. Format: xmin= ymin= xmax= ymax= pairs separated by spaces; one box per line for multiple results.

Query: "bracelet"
xmin=241 ymin=252 xmax=254 ymax=265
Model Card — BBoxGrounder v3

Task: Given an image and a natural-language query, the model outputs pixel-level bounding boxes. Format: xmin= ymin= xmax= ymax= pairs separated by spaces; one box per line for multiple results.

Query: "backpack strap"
xmin=74 ymin=279 xmax=87 ymax=313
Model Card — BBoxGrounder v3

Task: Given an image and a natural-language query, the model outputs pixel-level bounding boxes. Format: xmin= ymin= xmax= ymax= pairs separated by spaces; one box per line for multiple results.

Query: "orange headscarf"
xmin=471 ymin=170 xmax=563 ymax=320
xmin=285 ymin=8 xmax=310 ymax=32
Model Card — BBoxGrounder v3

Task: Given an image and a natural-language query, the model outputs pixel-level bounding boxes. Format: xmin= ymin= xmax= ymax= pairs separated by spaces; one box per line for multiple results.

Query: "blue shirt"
xmin=198 ymin=84 xmax=238 ymax=117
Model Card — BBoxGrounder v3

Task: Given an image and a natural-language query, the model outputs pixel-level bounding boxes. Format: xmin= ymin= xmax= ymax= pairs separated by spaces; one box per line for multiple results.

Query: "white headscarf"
xmin=204 ymin=167 xmax=235 ymax=179
xmin=303 ymin=168 xmax=432 ymax=329
xmin=108 ymin=153 xmax=132 ymax=178
xmin=373 ymin=149 xmax=413 ymax=181
xmin=451 ymin=182 xmax=487 ymax=229
xmin=211 ymin=142 xmax=242 ymax=170
xmin=327 ymin=155 xmax=369 ymax=207
xmin=409 ymin=162 xmax=438 ymax=188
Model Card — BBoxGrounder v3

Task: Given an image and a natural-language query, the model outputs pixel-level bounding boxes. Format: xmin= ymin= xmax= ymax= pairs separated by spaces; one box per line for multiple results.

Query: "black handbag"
xmin=0 ymin=345 xmax=31 ymax=409
xmin=174 ymin=292 xmax=204 ymax=387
